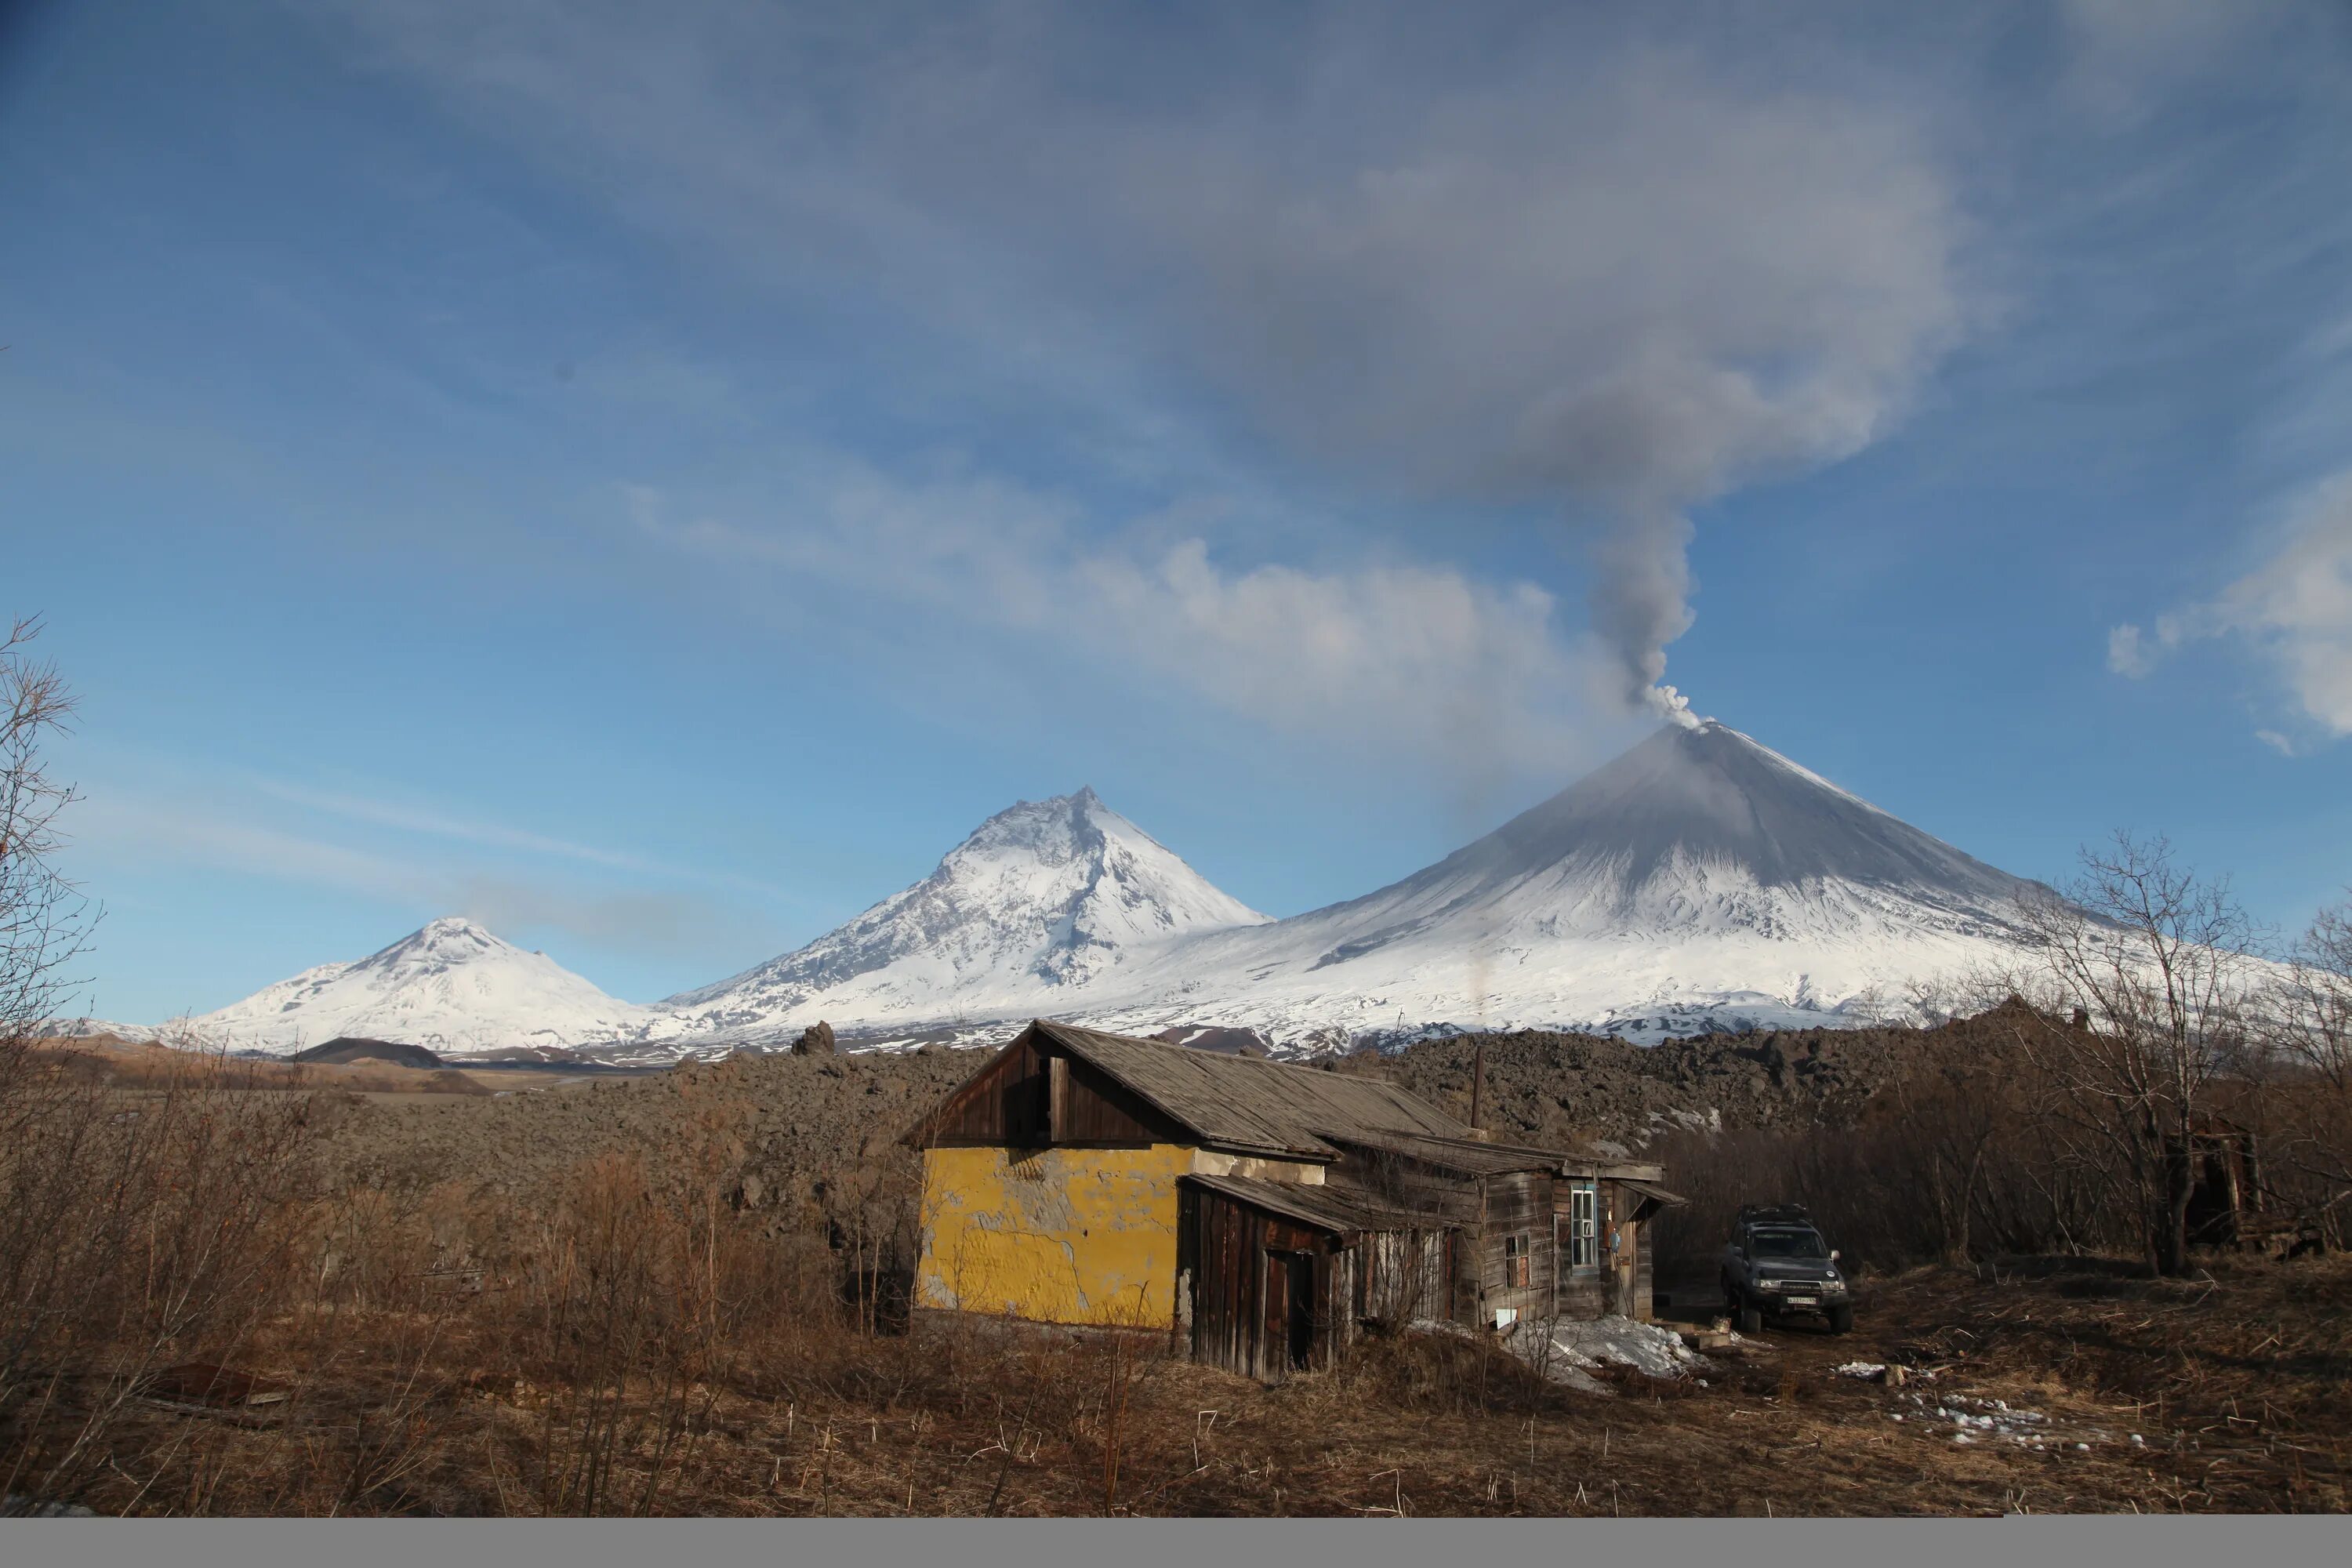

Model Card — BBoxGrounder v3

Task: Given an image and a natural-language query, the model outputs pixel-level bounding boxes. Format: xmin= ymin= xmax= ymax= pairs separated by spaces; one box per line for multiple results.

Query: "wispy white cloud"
xmin=2111 ymin=472 xmax=2352 ymax=746
xmin=2107 ymin=622 xmax=2159 ymax=678
xmin=627 ymin=463 xmax=1619 ymax=776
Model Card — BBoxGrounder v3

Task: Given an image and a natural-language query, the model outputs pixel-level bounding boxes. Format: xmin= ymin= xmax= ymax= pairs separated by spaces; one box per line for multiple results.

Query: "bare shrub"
xmin=2003 ymin=833 xmax=2262 ymax=1276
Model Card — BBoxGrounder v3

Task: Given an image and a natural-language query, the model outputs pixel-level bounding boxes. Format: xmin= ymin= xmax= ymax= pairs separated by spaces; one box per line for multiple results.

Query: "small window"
xmin=1503 ymin=1232 xmax=1531 ymax=1288
xmin=1567 ymin=1181 xmax=1599 ymax=1272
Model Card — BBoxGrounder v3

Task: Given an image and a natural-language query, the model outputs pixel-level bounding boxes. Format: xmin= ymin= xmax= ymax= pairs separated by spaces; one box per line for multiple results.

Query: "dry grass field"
xmin=28 ymin=1246 xmax=2350 ymax=1518
xmin=4 ymin=1035 xmax=2345 ymax=1517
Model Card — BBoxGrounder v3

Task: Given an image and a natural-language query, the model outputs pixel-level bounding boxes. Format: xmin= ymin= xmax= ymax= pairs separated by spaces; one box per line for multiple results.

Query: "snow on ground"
xmin=1888 ymin=1389 xmax=2111 ymax=1450
xmin=1450 ymin=1314 xmax=1712 ymax=1392
xmin=1526 ymin=1315 xmax=1709 ymax=1380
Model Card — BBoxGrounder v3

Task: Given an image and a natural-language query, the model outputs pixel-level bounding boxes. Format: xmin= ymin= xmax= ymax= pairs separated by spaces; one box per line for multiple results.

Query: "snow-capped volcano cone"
xmin=1065 ymin=719 xmax=2061 ymax=1047
xmin=1420 ymin=719 xmax=2048 ymax=921
xmin=658 ymin=788 xmax=1269 ymax=1033
xmin=1257 ymin=720 xmax=2051 ymax=974
xmin=196 ymin=916 xmax=648 ymax=1056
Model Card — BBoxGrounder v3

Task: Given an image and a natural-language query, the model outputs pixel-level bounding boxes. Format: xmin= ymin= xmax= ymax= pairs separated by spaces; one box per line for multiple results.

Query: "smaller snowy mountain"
xmin=195 ymin=916 xmax=648 ymax=1057
xmin=648 ymin=787 xmax=1269 ymax=1043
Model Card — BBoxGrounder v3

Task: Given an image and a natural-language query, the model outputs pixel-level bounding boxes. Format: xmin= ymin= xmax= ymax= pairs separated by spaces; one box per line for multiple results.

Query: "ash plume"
xmin=1588 ymin=506 xmax=1701 ymax=727
xmin=334 ymin=4 xmax=1974 ymax=736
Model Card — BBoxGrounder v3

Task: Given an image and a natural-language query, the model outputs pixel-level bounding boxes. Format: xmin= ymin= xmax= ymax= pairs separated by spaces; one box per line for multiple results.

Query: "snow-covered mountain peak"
xmin=954 ymin=787 xmax=1112 ymax=858
xmin=651 ymin=788 xmax=1269 ymax=1033
xmin=195 ymin=916 xmax=644 ymax=1057
xmin=1443 ymin=719 xmax=2042 ymax=913
xmin=370 ymin=916 xmax=524 ymax=967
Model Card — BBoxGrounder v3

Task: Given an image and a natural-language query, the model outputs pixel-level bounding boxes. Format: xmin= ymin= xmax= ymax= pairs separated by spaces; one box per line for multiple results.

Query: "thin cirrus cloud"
xmin=244 ymin=775 xmax=789 ymax=899
xmin=65 ymin=770 xmax=783 ymax=963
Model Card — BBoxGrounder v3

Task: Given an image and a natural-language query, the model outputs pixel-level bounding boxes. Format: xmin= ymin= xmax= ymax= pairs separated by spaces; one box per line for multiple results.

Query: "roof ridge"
xmin=1028 ymin=1018 xmax=1475 ymax=1157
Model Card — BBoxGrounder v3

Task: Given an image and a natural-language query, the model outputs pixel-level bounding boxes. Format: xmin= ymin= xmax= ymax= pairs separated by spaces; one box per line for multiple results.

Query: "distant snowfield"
xmin=177 ymin=722 xmax=2068 ymax=1059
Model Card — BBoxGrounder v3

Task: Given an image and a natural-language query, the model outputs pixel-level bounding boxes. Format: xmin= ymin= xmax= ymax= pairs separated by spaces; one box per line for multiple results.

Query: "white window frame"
xmin=1567 ymin=1180 xmax=1600 ymax=1275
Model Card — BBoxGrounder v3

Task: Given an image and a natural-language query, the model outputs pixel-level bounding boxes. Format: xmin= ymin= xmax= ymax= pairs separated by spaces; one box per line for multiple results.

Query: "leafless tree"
xmin=2002 ymin=832 xmax=2260 ymax=1276
xmin=0 ymin=619 xmax=327 ymax=1515
xmin=0 ymin=615 xmax=92 ymax=1076
xmin=2255 ymin=892 xmax=2352 ymax=1233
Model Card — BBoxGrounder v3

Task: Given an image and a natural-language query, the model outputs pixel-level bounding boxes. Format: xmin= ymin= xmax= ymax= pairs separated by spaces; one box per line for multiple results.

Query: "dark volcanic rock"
xmin=293 ymin=1036 xmax=446 ymax=1070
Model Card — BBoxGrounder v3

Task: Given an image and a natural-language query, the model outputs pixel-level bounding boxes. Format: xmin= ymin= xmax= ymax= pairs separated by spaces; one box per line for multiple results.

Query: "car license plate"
xmin=1787 ymin=1296 xmax=1817 ymax=1307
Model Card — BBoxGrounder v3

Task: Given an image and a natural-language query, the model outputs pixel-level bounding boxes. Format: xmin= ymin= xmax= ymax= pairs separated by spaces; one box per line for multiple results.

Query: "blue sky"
xmin=5 ymin=0 xmax=2350 ymax=1022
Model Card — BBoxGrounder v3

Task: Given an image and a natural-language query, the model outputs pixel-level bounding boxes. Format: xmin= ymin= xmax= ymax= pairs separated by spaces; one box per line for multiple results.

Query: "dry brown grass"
xmin=19 ymin=1226 xmax=2348 ymax=1515
xmin=6 ymin=1041 xmax=2347 ymax=1517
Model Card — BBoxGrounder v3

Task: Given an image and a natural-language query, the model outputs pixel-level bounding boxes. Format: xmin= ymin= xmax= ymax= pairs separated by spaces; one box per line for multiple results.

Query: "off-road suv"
xmin=1720 ymin=1203 xmax=1852 ymax=1334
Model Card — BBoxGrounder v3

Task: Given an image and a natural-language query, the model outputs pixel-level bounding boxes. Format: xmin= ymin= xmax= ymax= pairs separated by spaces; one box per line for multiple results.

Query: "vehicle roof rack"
xmin=1735 ymin=1203 xmax=1814 ymax=1226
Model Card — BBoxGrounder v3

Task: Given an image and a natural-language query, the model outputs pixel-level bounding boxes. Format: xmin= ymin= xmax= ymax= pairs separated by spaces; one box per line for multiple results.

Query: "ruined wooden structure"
xmin=905 ymin=1020 xmax=1682 ymax=1381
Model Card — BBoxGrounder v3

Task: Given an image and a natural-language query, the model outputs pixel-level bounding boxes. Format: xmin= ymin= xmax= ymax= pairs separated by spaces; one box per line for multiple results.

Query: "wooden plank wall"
xmin=1057 ymin=1055 xmax=1170 ymax=1145
xmin=924 ymin=1031 xmax=1175 ymax=1147
xmin=1181 ymin=1185 xmax=1354 ymax=1383
xmin=922 ymin=1033 xmax=1048 ymax=1145
xmin=1477 ymin=1171 xmax=1557 ymax=1323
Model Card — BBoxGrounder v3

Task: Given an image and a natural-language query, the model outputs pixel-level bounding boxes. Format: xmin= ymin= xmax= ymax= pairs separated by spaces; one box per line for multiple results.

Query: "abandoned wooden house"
xmin=904 ymin=1020 xmax=1682 ymax=1381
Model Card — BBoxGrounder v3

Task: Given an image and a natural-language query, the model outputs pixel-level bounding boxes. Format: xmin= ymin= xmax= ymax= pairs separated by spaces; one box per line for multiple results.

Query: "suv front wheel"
xmin=1827 ymin=1302 xmax=1853 ymax=1335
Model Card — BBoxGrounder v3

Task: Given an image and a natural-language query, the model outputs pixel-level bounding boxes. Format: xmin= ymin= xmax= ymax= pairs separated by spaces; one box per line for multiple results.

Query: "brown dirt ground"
xmin=68 ymin=1250 xmax=2347 ymax=1516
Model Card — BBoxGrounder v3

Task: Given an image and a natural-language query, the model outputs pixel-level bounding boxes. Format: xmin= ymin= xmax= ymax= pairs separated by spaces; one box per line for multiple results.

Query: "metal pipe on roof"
xmin=1470 ymin=1043 xmax=1486 ymax=1135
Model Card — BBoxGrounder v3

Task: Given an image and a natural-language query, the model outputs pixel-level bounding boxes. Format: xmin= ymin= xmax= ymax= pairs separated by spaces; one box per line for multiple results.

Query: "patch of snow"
xmin=1834 ymin=1361 xmax=1889 ymax=1380
xmin=1519 ymin=1315 xmax=1707 ymax=1381
xmin=1900 ymin=1389 xmax=2097 ymax=1446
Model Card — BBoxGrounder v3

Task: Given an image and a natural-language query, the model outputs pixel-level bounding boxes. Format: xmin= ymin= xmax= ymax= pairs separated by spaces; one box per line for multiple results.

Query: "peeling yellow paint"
xmin=917 ymin=1145 xmax=1192 ymax=1327
xmin=1186 ymin=1150 xmax=1324 ymax=1184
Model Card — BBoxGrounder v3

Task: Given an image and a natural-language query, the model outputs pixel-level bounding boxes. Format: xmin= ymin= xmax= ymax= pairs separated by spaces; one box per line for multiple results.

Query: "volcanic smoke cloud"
xmin=331 ymin=4 xmax=1976 ymax=724
xmin=1081 ymin=31 xmax=1976 ymax=723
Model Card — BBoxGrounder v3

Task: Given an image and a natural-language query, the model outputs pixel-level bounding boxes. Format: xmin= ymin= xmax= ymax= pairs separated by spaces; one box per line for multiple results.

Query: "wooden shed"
xmin=904 ymin=1020 xmax=1683 ymax=1381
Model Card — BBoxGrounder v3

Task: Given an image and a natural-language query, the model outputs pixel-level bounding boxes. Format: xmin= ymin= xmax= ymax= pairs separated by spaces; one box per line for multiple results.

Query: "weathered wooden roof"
xmin=1030 ymin=1019 xmax=1475 ymax=1160
xmin=1181 ymin=1172 xmax=1433 ymax=1236
xmin=1328 ymin=1130 xmax=1565 ymax=1176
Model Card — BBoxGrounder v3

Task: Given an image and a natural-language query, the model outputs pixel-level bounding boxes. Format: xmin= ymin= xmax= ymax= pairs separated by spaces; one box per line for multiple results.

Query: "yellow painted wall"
xmin=916 ymin=1145 xmax=1191 ymax=1327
